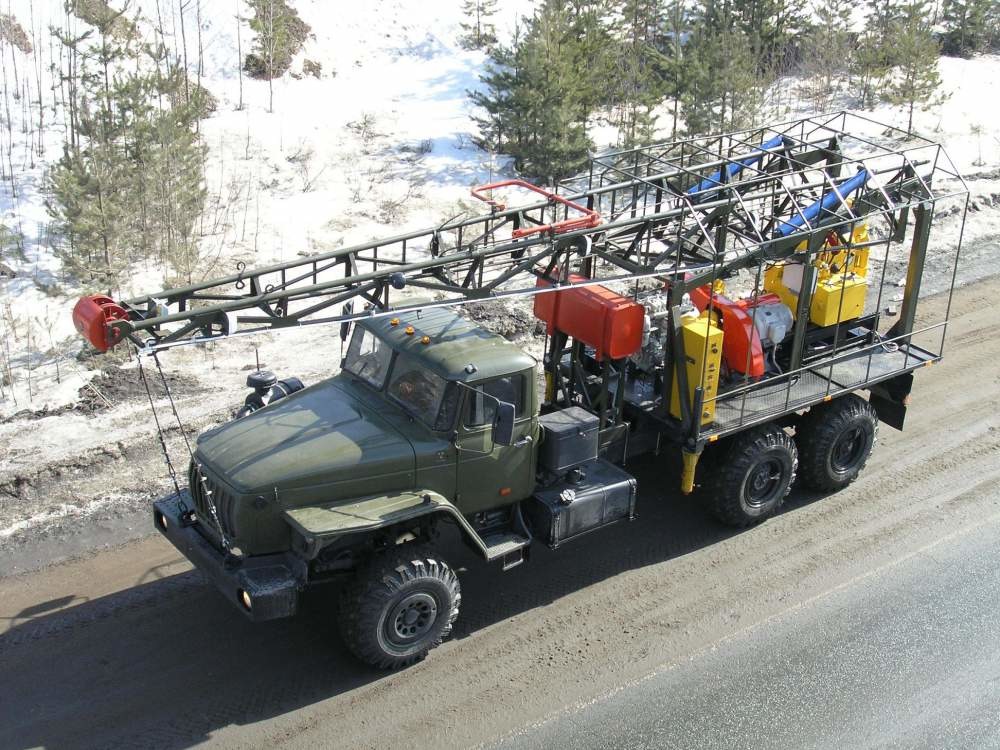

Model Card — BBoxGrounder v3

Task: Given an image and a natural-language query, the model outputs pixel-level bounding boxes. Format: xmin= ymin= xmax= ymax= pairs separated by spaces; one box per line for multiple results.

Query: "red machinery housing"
xmin=72 ymin=294 xmax=129 ymax=352
xmin=534 ymin=275 xmax=644 ymax=361
xmin=689 ymin=286 xmax=785 ymax=378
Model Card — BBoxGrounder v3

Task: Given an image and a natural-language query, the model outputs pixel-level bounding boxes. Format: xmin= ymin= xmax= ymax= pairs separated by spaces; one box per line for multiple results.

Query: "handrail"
xmin=470 ymin=179 xmax=602 ymax=238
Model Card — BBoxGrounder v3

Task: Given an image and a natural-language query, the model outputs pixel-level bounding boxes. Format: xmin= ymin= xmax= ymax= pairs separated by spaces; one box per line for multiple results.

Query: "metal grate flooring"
xmin=707 ymin=344 xmax=936 ymax=435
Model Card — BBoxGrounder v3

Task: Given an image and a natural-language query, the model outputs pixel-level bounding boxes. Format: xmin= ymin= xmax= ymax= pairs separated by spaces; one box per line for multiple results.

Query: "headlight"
xmin=238 ymin=588 xmax=253 ymax=611
xmin=155 ymin=510 xmax=168 ymax=531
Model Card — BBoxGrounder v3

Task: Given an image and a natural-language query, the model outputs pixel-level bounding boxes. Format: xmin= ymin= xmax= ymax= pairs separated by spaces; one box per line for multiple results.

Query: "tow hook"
xmin=223 ymin=550 xmax=244 ymax=571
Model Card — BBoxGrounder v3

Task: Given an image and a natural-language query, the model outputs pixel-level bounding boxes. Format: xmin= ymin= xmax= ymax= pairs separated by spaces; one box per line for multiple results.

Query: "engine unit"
xmin=630 ymin=287 xmax=794 ymax=423
xmin=763 ymin=223 xmax=871 ymax=328
xmin=748 ymin=296 xmax=794 ymax=348
xmin=630 ymin=291 xmax=672 ymax=374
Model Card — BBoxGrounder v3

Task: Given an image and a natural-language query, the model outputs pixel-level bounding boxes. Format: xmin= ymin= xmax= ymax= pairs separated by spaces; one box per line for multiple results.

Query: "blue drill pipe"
xmin=686 ymin=135 xmax=785 ymax=198
xmin=773 ymin=169 xmax=870 ymax=238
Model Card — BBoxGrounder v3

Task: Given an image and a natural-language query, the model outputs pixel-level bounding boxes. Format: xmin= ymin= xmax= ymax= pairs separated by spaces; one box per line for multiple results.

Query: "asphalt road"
xmin=498 ymin=515 xmax=1000 ymax=750
xmin=1 ymin=275 xmax=999 ymax=749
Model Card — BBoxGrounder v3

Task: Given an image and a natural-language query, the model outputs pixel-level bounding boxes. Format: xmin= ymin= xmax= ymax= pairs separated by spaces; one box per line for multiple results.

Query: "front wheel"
xmin=704 ymin=424 xmax=798 ymax=527
xmin=338 ymin=546 xmax=461 ymax=670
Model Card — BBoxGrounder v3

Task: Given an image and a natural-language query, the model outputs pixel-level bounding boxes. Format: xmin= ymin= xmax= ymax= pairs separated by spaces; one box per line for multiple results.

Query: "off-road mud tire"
xmin=797 ymin=394 xmax=878 ymax=492
xmin=338 ymin=546 xmax=461 ymax=670
xmin=705 ymin=424 xmax=798 ymax=527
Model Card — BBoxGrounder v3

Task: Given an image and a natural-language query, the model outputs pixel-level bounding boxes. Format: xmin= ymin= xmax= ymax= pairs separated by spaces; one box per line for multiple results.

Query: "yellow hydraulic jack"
xmin=680 ymin=446 xmax=701 ymax=495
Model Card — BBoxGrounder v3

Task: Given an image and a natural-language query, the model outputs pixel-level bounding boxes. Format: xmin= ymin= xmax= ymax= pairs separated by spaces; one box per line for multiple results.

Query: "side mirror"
xmin=491 ymin=401 xmax=516 ymax=446
xmin=339 ymin=301 xmax=354 ymax=342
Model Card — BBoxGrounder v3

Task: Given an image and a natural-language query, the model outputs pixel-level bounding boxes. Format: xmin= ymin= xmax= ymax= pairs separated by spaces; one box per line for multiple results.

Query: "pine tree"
xmin=731 ymin=0 xmax=806 ymax=75
xmin=245 ymin=0 xmax=310 ymax=112
xmin=990 ymin=4 xmax=1000 ymax=50
xmin=680 ymin=0 xmax=725 ymax=135
xmin=47 ymin=24 xmax=207 ymax=292
xmin=853 ymin=0 xmax=904 ymax=108
xmin=662 ymin=0 xmax=690 ymax=138
xmin=885 ymin=0 xmax=944 ymax=133
xmin=0 ymin=223 xmax=18 ymax=267
xmin=867 ymin=0 xmax=905 ymax=44
xmin=471 ymin=1 xmax=593 ymax=183
xmin=47 ymin=15 xmax=133 ymax=292
xmin=852 ymin=30 xmax=887 ymax=108
xmin=459 ymin=0 xmax=499 ymax=51
xmin=803 ymin=0 xmax=853 ymax=108
xmin=563 ymin=0 xmax=614 ymax=120
xmin=470 ymin=27 xmax=527 ymax=158
xmin=518 ymin=1 xmax=592 ymax=181
xmin=606 ymin=0 xmax=669 ymax=147
xmin=940 ymin=0 xmax=994 ymax=56
xmin=683 ymin=1 xmax=767 ymax=136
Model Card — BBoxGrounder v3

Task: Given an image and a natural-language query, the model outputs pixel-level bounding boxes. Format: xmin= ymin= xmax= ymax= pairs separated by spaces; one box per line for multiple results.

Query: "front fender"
xmin=283 ymin=490 xmax=490 ymax=557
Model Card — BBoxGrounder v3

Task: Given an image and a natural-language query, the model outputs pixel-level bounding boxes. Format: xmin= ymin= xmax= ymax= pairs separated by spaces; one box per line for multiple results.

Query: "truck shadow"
xmin=0 ymin=454 xmax=828 ymax=750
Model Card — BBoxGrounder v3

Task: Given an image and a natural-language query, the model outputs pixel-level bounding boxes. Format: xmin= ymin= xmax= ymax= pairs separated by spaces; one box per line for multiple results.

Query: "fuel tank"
xmin=534 ymin=274 xmax=644 ymax=361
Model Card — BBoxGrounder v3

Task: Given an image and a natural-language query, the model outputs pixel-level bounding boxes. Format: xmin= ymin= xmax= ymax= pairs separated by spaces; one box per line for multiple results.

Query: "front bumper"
xmin=153 ymin=492 xmax=303 ymax=621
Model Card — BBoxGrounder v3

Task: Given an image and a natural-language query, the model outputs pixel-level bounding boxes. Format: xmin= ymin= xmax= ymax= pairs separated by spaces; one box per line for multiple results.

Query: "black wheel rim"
xmin=831 ymin=426 xmax=867 ymax=473
xmin=745 ymin=457 xmax=784 ymax=508
xmin=385 ymin=592 xmax=438 ymax=647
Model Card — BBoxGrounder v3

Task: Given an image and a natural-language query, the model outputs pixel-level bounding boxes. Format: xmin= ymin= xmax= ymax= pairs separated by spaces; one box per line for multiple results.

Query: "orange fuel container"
xmin=534 ymin=275 xmax=644 ymax=361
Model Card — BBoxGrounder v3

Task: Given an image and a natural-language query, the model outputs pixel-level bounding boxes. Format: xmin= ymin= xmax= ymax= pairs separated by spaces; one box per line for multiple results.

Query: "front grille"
xmin=188 ymin=460 xmax=238 ymax=538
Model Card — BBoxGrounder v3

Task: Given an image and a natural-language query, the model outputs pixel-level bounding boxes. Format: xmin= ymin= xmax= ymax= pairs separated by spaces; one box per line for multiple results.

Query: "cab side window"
xmin=465 ymin=374 xmax=525 ymax=427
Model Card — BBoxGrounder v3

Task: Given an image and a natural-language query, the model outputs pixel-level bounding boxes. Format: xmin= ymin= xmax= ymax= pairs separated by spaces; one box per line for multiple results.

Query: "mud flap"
xmin=868 ymin=372 xmax=913 ymax=431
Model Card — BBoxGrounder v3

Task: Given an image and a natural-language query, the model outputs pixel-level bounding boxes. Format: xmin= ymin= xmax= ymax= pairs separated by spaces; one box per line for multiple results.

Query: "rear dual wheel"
xmin=703 ymin=395 xmax=878 ymax=527
xmin=704 ymin=424 xmax=798 ymax=527
xmin=796 ymin=394 xmax=878 ymax=492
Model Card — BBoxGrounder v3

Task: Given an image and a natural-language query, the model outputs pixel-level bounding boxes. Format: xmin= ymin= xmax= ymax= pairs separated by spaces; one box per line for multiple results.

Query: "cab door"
xmin=454 ymin=371 xmax=537 ymax=514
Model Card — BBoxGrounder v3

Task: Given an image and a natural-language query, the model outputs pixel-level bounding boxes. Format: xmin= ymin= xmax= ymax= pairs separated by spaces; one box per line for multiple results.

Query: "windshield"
xmin=387 ymin=353 xmax=456 ymax=429
xmin=344 ymin=327 xmax=393 ymax=388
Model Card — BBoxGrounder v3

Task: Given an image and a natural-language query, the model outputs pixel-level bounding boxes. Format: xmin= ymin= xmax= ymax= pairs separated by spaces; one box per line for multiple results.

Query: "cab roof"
xmin=359 ymin=306 xmax=536 ymax=383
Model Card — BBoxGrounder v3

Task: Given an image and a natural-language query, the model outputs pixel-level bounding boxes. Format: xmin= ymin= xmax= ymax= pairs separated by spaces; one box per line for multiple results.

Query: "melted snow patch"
xmin=0 ymin=494 xmax=134 ymax=540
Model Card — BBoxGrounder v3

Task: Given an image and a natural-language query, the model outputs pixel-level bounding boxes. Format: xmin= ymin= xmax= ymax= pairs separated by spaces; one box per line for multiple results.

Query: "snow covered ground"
xmin=0 ymin=0 xmax=536 ymax=416
xmin=0 ymin=0 xmax=540 ymax=565
xmin=0 ymin=1 xmax=998 ymax=566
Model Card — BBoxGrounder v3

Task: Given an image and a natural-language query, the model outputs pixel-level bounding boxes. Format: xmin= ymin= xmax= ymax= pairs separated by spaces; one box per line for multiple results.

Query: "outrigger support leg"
xmin=680 ymin=446 xmax=701 ymax=495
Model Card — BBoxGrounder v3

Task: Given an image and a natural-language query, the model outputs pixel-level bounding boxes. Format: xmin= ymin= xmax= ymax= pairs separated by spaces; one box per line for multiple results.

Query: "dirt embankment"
xmin=464 ymin=299 xmax=545 ymax=341
xmin=0 ymin=360 xmax=221 ymax=573
xmin=2 ymin=364 xmax=202 ymax=423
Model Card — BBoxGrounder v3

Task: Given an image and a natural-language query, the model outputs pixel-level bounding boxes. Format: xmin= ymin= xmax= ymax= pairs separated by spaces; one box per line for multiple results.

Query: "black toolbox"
xmin=537 ymin=406 xmax=599 ymax=474
xmin=526 ymin=458 xmax=638 ymax=548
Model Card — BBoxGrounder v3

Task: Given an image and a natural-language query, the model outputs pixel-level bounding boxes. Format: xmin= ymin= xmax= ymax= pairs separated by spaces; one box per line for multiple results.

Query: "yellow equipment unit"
xmin=670 ymin=311 xmax=724 ymax=425
xmin=811 ymin=274 xmax=867 ymax=327
xmin=763 ymin=223 xmax=870 ymax=328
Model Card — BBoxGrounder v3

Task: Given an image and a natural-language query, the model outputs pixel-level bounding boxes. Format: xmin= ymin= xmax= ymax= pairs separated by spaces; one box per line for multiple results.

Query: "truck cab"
xmin=341 ymin=308 xmax=539 ymax=514
xmin=180 ymin=306 xmax=539 ymax=548
xmin=155 ymin=308 xmax=546 ymax=667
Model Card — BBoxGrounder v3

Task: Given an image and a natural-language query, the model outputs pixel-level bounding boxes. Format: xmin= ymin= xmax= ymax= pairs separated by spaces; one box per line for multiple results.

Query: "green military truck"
xmin=72 ymin=115 xmax=966 ymax=668
xmin=162 ymin=308 xmax=576 ymax=668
